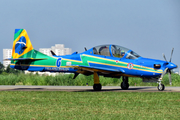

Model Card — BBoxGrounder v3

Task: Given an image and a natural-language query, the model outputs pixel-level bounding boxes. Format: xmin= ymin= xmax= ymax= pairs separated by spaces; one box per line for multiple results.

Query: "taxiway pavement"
xmin=0 ymin=86 xmax=179 ymax=92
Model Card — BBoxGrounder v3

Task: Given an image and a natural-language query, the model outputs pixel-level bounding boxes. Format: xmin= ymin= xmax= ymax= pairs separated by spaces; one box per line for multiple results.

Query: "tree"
xmin=5 ymin=65 xmax=23 ymax=74
xmin=0 ymin=62 xmax=4 ymax=74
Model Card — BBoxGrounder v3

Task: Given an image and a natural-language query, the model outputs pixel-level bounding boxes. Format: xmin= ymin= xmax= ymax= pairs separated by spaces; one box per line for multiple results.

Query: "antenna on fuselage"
xmin=84 ymin=47 xmax=87 ymax=51
xmin=50 ymin=50 xmax=56 ymax=56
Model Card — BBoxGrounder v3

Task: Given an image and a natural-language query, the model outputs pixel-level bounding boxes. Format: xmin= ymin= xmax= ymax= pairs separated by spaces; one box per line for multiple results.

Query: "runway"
xmin=0 ymin=86 xmax=180 ymax=92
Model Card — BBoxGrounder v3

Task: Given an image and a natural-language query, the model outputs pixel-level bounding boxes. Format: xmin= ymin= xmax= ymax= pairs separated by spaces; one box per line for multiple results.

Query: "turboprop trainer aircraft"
xmin=5 ymin=29 xmax=178 ymax=91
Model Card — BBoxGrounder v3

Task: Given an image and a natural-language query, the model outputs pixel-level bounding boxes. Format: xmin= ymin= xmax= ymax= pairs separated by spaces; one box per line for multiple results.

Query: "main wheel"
xmin=157 ymin=84 xmax=165 ymax=91
xmin=93 ymin=84 xmax=102 ymax=91
xmin=121 ymin=82 xmax=129 ymax=90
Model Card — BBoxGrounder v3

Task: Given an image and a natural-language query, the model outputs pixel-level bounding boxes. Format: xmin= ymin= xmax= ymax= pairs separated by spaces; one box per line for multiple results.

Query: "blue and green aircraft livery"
xmin=8 ymin=29 xmax=177 ymax=91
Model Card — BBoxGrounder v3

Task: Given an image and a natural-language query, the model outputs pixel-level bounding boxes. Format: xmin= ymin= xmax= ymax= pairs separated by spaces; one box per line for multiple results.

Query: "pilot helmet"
xmin=121 ymin=51 xmax=125 ymax=56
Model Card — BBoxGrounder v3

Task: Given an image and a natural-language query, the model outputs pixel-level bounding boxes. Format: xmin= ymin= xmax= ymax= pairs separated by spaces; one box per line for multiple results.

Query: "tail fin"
xmin=12 ymin=29 xmax=34 ymax=59
xmin=6 ymin=29 xmax=52 ymax=71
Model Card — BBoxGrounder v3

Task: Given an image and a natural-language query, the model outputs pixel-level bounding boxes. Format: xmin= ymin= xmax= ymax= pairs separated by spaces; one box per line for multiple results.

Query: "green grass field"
xmin=0 ymin=91 xmax=180 ymax=120
xmin=0 ymin=73 xmax=180 ymax=86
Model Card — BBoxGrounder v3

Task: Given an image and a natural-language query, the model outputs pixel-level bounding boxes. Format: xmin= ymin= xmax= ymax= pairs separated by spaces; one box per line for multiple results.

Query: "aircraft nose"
xmin=166 ymin=62 xmax=178 ymax=70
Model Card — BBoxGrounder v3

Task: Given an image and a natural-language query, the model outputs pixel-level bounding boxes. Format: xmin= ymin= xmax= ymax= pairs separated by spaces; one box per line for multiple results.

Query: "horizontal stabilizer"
xmin=4 ymin=58 xmax=47 ymax=61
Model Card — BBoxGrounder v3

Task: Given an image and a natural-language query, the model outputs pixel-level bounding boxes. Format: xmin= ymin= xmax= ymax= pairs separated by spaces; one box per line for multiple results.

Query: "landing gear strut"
xmin=93 ymin=72 xmax=102 ymax=91
xmin=121 ymin=76 xmax=129 ymax=90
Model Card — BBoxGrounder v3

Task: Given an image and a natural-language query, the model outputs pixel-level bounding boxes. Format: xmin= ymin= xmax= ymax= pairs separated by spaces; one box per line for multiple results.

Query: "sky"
xmin=0 ymin=0 xmax=180 ymax=71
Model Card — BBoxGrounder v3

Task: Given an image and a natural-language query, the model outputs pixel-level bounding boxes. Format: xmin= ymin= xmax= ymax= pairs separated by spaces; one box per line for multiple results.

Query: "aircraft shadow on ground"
xmin=12 ymin=88 xmax=45 ymax=91
xmin=3 ymin=86 xmax=155 ymax=92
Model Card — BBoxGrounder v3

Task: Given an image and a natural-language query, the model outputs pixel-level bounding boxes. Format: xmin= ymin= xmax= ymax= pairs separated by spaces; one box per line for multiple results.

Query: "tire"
xmin=157 ymin=84 xmax=165 ymax=91
xmin=93 ymin=84 xmax=102 ymax=91
xmin=121 ymin=82 xmax=129 ymax=90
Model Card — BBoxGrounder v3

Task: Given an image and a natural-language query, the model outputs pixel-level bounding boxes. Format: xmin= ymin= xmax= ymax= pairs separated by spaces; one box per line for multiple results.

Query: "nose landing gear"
xmin=157 ymin=78 xmax=165 ymax=91
xmin=157 ymin=83 xmax=165 ymax=91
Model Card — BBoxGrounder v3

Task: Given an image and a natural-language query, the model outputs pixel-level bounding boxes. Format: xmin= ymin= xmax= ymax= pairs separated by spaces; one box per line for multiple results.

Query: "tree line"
xmin=0 ymin=62 xmax=23 ymax=74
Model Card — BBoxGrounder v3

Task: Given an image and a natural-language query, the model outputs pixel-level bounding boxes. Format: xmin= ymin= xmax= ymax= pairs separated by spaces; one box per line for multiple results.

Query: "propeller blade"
xmin=168 ymin=69 xmax=172 ymax=74
xmin=169 ymin=48 xmax=174 ymax=62
xmin=168 ymin=71 xmax=172 ymax=86
xmin=159 ymin=68 xmax=168 ymax=81
xmin=163 ymin=53 xmax=167 ymax=62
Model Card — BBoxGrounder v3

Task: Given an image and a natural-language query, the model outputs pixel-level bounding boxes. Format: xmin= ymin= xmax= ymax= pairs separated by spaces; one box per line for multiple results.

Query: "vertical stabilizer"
xmin=12 ymin=29 xmax=34 ymax=59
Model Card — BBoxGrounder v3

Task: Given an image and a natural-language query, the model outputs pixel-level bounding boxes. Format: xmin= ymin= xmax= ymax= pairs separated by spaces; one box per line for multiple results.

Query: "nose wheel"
xmin=157 ymin=83 xmax=165 ymax=91
xmin=157 ymin=78 xmax=165 ymax=91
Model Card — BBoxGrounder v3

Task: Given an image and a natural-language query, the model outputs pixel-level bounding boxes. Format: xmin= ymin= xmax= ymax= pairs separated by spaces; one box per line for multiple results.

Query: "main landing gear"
xmin=92 ymin=73 xmax=130 ymax=91
xmin=93 ymin=84 xmax=102 ymax=91
xmin=121 ymin=76 xmax=129 ymax=90
xmin=93 ymin=72 xmax=102 ymax=91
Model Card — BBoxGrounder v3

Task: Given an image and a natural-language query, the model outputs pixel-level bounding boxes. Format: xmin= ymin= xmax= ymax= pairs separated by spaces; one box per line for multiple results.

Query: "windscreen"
xmin=126 ymin=51 xmax=141 ymax=59
xmin=111 ymin=45 xmax=129 ymax=58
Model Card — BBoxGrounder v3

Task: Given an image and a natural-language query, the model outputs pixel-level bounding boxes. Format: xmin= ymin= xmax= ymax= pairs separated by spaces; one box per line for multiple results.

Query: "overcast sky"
xmin=0 ymin=0 xmax=179 ymax=71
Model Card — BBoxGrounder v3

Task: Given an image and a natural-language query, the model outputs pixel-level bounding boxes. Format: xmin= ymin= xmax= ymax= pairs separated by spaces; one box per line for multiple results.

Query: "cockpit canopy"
xmin=92 ymin=44 xmax=141 ymax=59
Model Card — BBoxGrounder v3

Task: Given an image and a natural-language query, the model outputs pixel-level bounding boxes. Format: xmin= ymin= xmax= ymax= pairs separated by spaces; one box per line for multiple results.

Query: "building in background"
xmin=39 ymin=44 xmax=72 ymax=56
xmin=3 ymin=49 xmax=12 ymax=68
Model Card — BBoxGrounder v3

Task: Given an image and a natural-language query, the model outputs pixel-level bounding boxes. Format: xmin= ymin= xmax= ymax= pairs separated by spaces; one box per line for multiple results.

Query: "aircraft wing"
xmin=70 ymin=65 xmax=125 ymax=76
xmin=75 ymin=65 xmax=121 ymax=73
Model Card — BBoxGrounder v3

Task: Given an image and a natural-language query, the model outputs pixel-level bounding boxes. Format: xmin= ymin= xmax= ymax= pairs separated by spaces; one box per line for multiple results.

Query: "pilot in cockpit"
xmin=121 ymin=50 xmax=125 ymax=57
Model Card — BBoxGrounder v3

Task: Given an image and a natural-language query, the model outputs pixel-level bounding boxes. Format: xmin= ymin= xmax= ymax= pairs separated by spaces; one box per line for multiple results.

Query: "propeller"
xmin=161 ymin=48 xmax=174 ymax=85
xmin=159 ymin=68 xmax=168 ymax=80
xmin=169 ymin=48 xmax=174 ymax=62
xmin=163 ymin=53 xmax=167 ymax=62
xmin=168 ymin=72 xmax=172 ymax=85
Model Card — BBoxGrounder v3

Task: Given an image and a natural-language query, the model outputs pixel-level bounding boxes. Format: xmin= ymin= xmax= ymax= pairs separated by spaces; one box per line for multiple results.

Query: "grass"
xmin=0 ymin=73 xmax=180 ymax=86
xmin=0 ymin=91 xmax=180 ymax=119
